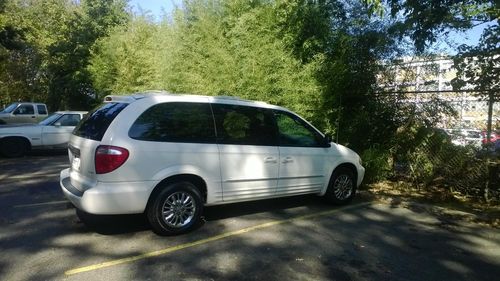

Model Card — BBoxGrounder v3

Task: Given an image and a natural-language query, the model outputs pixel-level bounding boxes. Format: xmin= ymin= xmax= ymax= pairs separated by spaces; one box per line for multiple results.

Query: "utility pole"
xmin=486 ymin=91 xmax=494 ymax=145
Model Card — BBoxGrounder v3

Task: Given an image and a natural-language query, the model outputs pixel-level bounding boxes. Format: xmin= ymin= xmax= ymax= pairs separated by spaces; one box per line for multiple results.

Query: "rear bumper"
xmin=60 ymin=168 xmax=155 ymax=215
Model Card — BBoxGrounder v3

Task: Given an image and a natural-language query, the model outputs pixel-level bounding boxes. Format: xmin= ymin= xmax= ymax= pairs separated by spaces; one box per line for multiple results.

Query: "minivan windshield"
xmin=1 ymin=103 xmax=19 ymax=113
xmin=73 ymin=102 xmax=128 ymax=141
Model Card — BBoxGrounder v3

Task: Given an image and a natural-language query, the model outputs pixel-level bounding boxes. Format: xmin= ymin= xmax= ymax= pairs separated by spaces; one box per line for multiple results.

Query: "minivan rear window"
xmin=73 ymin=102 xmax=128 ymax=141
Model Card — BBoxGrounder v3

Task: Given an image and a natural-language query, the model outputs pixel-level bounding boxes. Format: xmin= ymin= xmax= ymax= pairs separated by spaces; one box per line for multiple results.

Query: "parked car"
xmin=0 ymin=111 xmax=87 ymax=157
xmin=481 ymin=131 xmax=499 ymax=145
xmin=0 ymin=102 xmax=48 ymax=124
xmin=464 ymin=129 xmax=483 ymax=148
xmin=60 ymin=93 xmax=365 ymax=235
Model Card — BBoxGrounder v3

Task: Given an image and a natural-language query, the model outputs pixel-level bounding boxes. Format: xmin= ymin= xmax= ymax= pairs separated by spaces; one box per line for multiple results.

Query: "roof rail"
xmin=214 ymin=95 xmax=268 ymax=105
xmin=104 ymin=91 xmax=173 ymax=103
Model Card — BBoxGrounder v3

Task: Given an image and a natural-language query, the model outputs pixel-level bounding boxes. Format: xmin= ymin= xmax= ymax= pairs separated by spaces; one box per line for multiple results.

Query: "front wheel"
xmin=0 ymin=138 xmax=29 ymax=157
xmin=324 ymin=167 xmax=357 ymax=205
xmin=147 ymin=182 xmax=203 ymax=236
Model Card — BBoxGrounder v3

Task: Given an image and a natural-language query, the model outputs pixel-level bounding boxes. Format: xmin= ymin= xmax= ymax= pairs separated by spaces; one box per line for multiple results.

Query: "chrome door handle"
xmin=282 ymin=157 xmax=293 ymax=163
xmin=264 ymin=157 xmax=278 ymax=163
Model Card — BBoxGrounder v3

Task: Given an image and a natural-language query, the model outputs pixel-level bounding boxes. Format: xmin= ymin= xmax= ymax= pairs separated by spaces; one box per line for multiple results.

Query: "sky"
xmin=128 ymin=0 xmax=489 ymax=54
xmin=128 ymin=0 xmax=181 ymax=20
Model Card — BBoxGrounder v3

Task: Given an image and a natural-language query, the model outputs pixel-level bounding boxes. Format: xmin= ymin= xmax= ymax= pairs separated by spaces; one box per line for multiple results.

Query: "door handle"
xmin=31 ymin=116 xmax=36 ymax=118
xmin=264 ymin=157 xmax=278 ymax=163
xmin=282 ymin=157 xmax=293 ymax=163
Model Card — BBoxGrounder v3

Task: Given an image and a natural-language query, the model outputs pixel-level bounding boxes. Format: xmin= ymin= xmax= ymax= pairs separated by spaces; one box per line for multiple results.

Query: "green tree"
xmin=88 ymin=0 xmax=412 ymax=155
xmin=364 ymin=0 xmax=498 ymax=52
xmin=47 ymin=0 xmax=129 ymax=110
xmin=0 ymin=0 xmax=73 ymax=105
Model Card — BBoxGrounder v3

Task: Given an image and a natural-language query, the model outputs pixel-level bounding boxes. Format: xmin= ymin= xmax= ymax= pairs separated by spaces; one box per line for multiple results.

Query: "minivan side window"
xmin=274 ymin=111 xmax=323 ymax=147
xmin=212 ymin=104 xmax=277 ymax=146
xmin=129 ymin=102 xmax=215 ymax=143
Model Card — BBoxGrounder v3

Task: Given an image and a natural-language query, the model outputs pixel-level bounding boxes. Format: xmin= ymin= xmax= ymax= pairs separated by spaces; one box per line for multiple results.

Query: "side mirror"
xmin=54 ymin=122 xmax=61 ymax=127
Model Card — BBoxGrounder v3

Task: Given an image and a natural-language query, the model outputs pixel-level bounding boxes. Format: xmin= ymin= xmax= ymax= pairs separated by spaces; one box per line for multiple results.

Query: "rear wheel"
xmin=324 ymin=167 xmax=356 ymax=205
xmin=147 ymin=181 xmax=203 ymax=235
xmin=0 ymin=137 xmax=29 ymax=157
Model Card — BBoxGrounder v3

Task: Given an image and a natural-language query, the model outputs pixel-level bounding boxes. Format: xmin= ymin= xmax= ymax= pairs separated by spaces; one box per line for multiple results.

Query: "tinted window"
xmin=275 ymin=111 xmax=323 ymax=147
xmin=37 ymin=105 xmax=47 ymax=115
xmin=14 ymin=104 xmax=34 ymax=115
xmin=129 ymin=102 xmax=215 ymax=143
xmin=73 ymin=102 xmax=128 ymax=141
xmin=212 ymin=104 xmax=277 ymax=146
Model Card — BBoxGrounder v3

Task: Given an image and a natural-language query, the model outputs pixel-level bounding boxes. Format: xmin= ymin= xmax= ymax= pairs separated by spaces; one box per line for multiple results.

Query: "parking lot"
xmin=1 ymin=152 xmax=499 ymax=281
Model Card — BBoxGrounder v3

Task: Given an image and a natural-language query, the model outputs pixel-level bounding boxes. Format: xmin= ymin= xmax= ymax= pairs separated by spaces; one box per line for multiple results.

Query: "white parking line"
xmin=0 ymin=174 xmax=59 ymax=181
xmin=13 ymin=200 xmax=68 ymax=208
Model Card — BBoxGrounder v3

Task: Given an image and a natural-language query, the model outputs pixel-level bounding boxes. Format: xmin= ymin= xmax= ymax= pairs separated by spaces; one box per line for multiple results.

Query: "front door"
xmin=12 ymin=104 xmax=36 ymax=123
xmin=274 ymin=111 xmax=327 ymax=196
xmin=42 ymin=114 xmax=81 ymax=147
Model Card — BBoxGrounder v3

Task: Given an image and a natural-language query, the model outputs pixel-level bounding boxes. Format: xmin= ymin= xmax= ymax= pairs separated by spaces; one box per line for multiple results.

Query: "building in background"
xmin=378 ymin=56 xmax=499 ymax=130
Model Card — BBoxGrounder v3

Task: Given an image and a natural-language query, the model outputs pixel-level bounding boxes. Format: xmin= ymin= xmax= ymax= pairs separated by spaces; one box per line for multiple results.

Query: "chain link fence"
xmin=392 ymin=90 xmax=499 ymax=203
xmin=404 ymin=131 xmax=499 ymax=202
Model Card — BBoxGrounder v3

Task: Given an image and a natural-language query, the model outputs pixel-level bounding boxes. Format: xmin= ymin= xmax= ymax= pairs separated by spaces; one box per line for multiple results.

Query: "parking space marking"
xmin=13 ymin=200 xmax=68 ymax=208
xmin=65 ymin=202 xmax=370 ymax=276
xmin=0 ymin=173 xmax=59 ymax=181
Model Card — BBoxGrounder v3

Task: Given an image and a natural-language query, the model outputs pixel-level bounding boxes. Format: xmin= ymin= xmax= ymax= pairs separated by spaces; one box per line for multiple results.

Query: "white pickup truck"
xmin=0 ymin=102 xmax=49 ymax=124
xmin=0 ymin=111 xmax=87 ymax=157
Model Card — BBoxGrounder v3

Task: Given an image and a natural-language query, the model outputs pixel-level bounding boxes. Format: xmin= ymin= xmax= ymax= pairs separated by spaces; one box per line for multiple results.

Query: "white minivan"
xmin=60 ymin=92 xmax=365 ymax=235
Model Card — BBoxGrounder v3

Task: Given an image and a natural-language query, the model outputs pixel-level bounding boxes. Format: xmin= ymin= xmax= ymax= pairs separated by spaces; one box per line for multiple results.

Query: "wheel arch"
xmin=321 ymin=162 xmax=358 ymax=195
xmin=146 ymin=174 xmax=208 ymax=212
xmin=332 ymin=163 xmax=358 ymax=183
xmin=0 ymin=136 xmax=32 ymax=149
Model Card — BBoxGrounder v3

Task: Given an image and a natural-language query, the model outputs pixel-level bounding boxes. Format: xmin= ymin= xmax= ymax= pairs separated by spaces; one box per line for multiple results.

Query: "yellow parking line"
xmin=65 ymin=202 xmax=370 ymax=276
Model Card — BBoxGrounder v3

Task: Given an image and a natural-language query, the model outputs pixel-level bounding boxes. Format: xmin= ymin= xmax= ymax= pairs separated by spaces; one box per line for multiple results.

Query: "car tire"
xmin=324 ymin=167 xmax=357 ymax=205
xmin=0 ymin=137 xmax=29 ymax=158
xmin=147 ymin=181 xmax=203 ymax=236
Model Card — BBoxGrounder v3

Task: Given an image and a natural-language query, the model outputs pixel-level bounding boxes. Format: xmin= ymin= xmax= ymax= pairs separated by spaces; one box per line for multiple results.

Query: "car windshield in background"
xmin=1 ymin=103 xmax=19 ymax=113
xmin=73 ymin=102 xmax=128 ymax=141
xmin=39 ymin=113 xmax=63 ymax=126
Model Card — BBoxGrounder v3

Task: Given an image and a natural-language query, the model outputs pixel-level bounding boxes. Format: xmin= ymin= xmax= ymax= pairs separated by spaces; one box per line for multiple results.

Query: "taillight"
xmin=95 ymin=145 xmax=129 ymax=174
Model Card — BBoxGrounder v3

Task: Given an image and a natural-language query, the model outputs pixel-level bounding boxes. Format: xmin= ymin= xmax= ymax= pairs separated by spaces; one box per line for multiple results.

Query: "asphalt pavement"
xmin=1 ymin=151 xmax=499 ymax=281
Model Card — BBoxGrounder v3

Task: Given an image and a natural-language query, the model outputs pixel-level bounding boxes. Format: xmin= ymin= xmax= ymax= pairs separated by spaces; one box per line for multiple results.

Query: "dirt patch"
xmin=358 ymin=181 xmax=500 ymax=228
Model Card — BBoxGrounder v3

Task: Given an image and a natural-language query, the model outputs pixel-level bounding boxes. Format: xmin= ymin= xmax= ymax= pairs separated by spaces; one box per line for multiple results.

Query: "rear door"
xmin=213 ymin=104 xmax=279 ymax=202
xmin=68 ymin=103 xmax=129 ymax=192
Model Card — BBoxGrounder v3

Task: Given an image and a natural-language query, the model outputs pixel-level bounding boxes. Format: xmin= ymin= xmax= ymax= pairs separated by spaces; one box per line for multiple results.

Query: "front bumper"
xmin=357 ymin=166 xmax=365 ymax=187
xmin=60 ymin=168 xmax=155 ymax=215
